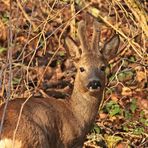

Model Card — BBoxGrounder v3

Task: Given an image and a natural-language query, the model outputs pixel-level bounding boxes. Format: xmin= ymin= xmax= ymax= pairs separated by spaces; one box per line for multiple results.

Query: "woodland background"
xmin=0 ymin=0 xmax=148 ymax=147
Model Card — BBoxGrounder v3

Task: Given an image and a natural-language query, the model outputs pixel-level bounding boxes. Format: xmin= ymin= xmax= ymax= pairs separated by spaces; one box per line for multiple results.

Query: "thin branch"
xmin=0 ymin=0 xmax=13 ymax=137
xmin=16 ymin=0 xmax=36 ymax=30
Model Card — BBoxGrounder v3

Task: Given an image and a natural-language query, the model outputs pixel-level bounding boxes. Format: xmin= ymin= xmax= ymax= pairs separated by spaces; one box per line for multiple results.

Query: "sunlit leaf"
xmin=104 ymin=134 xmax=123 ymax=148
xmin=0 ymin=46 xmax=7 ymax=53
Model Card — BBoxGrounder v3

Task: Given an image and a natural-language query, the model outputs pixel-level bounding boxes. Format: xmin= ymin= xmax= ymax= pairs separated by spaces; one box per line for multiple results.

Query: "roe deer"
xmin=0 ymin=20 xmax=120 ymax=148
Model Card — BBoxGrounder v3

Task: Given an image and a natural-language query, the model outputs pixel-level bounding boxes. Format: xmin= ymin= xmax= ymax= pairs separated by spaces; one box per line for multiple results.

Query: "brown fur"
xmin=0 ymin=20 xmax=120 ymax=148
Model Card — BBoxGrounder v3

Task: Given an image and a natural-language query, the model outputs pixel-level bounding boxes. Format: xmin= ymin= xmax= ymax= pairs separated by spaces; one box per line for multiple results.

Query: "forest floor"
xmin=0 ymin=0 xmax=148 ymax=147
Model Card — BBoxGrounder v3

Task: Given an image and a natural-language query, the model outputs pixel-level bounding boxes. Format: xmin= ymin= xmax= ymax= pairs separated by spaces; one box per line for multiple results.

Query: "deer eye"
xmin=100 ymin=65 xmax=106 ymax=71
xmin=80 ymin=67 xmax=85 ymax=72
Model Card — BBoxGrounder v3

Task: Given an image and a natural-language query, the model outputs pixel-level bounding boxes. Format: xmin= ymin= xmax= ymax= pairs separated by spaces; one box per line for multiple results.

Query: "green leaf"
xmin=104 ymin=134 xmax=123 ymax=148
xmin=133 ymin=127 xmax=144 ymax=135
xmin=106 ymin=101 xmax=122 ymax=116
xmin=106 ymin=100 xmax=115 ymax=108
xmin=109 ymin=74 xmax=115 ymax=81
xmin=110 ymin=104 xmax=121 ymax=116
xmin=59 ymin=51 xmax=65 ymax=57
xmin=12 ymin=78 xmax=21 ymax=85
xmin=130 ymin=98 xmax=137 ymax=113
xmin=118 ymin=71 xmax=134 ymax=82
xmin=123 ymin=125 xmax=129 ymax=132
xmin=2 ymin=13 xmax=9 ymax=23
xmin=118 ymin=72 xmax=126 ymax=81
xmin=140 ymin=110 xmax=145 ymax=116
xmin=139 ymin=118 xmax=148 ymax=126
xmin=56 ymin=60 xmax=61 ymax=65
xmin=129 ymin=56 xmax=136 ymax=62
xmin=92 ymin=124 xmax=101 ymax=134
xmin=0 ymin=46 xmax=7 ymax=53
xmin=124 ymin=110 xmax=132 ymax=119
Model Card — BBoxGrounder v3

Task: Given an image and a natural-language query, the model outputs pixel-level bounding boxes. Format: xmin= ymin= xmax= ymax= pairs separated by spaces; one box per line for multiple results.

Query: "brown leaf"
xmin=0 ymin=20 xmax=7 ymax=41
xmin=116 ymin=142 xmax=128 ymax=148
xmin=111 ymin=94 xmax=118 ymax=102
xmin=99 ymin=113 xmax=107 ymax=119
xmin=136 ymin=71 xmax=146 ymax=82
xmin=121 ymin=87 xmax=132 ymax=96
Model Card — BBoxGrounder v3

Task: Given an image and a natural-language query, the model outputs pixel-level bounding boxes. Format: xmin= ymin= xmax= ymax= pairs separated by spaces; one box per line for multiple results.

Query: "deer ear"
xmin=65 ymin=37 xmax=81 ymax=59
xmin=101 ymin=35 xmax=120 ymax=61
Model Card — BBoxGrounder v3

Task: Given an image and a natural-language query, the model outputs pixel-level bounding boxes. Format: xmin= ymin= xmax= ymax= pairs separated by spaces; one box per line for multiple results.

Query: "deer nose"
xmin=87 ymin=80 xmax=102 ymax=89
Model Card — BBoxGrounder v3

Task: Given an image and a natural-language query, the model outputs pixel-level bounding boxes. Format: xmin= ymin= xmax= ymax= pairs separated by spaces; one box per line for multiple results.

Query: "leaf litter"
xmin=0 ymin=0 xmax=147 ymax=147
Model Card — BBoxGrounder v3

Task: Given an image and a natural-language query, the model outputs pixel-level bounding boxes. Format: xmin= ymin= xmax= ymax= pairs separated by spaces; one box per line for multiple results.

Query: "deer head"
xmin=66 ymin=20 xmax=120 ymax=97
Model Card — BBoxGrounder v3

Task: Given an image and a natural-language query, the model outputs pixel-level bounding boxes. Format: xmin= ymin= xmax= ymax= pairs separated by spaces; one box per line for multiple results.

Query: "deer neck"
xmin=69 ymin=76 xmax=103 ymax=130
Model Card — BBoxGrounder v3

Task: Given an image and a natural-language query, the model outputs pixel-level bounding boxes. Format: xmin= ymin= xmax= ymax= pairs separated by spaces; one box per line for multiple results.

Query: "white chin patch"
xmin=89 ymin=87 xmax=101 ymax=92
xmin=0 ymin=138 xmax=22 ymax=148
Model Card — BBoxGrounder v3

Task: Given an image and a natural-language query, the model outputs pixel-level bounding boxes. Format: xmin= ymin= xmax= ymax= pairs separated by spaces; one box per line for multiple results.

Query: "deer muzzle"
xmin=87 ymin=80 xmax=102 ymax=91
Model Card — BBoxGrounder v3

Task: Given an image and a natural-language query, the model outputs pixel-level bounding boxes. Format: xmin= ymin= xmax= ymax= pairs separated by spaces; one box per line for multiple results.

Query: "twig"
xmin=75 ymin=0 xmax=144 ymax=58
xmin=16 ymin=0 xmax=36 ymax=30
xmin=36 ymin=2 xmax=91 ymax=88
xmin=12 ymin=95 xmax=32 ymax=148
xmin=70 ymin=0 xmax=76 ymax=39
xmin=0 ymin=0 xmax=13 ymax=137
xmin=124 ymin=0 xmax=148 ymax=37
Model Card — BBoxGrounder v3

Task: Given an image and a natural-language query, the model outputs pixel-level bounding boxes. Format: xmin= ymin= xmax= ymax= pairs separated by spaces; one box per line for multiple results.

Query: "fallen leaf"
xmin=121 ymin=87 xmax=132 ymax=96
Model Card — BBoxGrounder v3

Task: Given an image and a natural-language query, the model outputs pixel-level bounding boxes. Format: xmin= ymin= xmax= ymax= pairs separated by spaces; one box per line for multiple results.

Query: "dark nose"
xmin=87 ymin=80 xmax=102 ymax=89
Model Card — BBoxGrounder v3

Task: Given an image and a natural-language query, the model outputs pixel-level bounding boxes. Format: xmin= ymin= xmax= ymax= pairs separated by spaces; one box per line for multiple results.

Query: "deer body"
xmin=0 ymin=20 xmax=120 ymax=148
